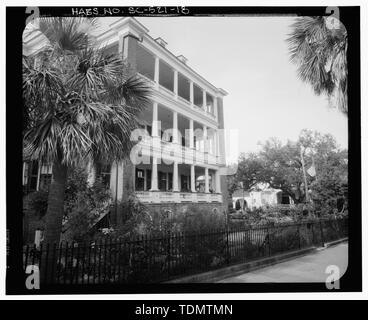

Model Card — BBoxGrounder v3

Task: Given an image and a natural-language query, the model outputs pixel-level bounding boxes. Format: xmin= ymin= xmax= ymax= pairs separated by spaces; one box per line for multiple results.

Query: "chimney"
xmin=155 ymin=37 xmax=168 ymax=48
xmin=177 ymin=55 xmax=188 ymax=65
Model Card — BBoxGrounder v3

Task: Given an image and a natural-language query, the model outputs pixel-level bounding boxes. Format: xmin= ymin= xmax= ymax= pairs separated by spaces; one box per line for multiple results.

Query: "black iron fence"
xmin=23 ymin=217 xmax=348 ymax=285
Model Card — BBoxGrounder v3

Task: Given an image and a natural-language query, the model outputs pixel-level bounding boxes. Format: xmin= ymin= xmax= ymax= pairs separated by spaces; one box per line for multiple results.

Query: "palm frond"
xmin=287 ymin=16 xmax=348 ymax=114
xmin=37 ymin=17 xmax=98 ymax=53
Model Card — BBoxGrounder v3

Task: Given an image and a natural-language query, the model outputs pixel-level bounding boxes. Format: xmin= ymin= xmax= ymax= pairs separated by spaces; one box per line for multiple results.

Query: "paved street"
xmin=218 ymin=242 xmax=348 ymax=283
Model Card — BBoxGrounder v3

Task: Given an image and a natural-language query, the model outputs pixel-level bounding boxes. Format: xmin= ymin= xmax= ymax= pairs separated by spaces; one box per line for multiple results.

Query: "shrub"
xmin=169 ymin=205 xmax=226 ymax=234
xmin=96 ymin=194 xmax=153 ymax=240
xmin=105 ymin=202 xmax=227 ymax=238
xmin=117 ymin=195 xmax=153 ymax=236
xmin=62 ymin=168 xmax=112 ymax=242
xmin=24 ymin=190 xmax=48 ymax=218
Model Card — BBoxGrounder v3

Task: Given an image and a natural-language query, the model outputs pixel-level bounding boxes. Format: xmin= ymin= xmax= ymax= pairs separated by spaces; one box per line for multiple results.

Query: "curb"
xmin=323 ymin=237 xmax=348 ymax=248
xmin=165 ymin=246 xmax=317 ymax=283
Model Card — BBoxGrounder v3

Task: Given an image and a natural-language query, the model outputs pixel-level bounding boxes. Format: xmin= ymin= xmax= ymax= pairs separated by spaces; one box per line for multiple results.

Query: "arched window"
xmin=235 ymin=199 xmax=241 ymax=210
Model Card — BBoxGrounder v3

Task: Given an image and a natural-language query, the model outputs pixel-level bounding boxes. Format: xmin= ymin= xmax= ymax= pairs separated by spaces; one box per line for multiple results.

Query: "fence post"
xmin=319 ymin=220 xmax=325 ymax=247
xmin=226 ymin=226 xmax=230 ymax=265
xmin=267 ymin=227 xmax=271 ymax=256
xmin=297 ymin=225 xmax=301 ymax=249
xmin=167 ymin=231 xmax=171 ymax=279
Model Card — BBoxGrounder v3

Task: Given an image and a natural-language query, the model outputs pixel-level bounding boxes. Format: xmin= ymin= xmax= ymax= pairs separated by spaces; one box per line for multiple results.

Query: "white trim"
xmin=97 ymin=18 xmax=227 ymax=97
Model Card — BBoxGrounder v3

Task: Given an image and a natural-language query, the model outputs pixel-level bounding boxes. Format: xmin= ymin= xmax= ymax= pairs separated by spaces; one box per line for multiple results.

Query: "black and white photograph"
xmin=2 ymin=2 xmax=365 ymax=303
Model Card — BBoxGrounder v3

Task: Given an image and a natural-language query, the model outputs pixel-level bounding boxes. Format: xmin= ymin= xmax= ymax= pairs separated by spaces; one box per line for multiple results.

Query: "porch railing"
xmin=136 ymin=191 xmax=222 ymax=203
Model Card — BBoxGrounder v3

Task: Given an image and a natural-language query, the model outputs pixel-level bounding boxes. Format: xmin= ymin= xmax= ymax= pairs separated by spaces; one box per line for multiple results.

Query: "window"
xmin=281 ymin=195 xmax=290 ymax=205
xmin=235 ymin=200 xmax=241 ymax=210
xmin=39 ymin=174 xmax=52 ymax=191
xmin=181 ymin=175 xmax=189 ymax=192
xmin=96 ymin=163 xmax=111 ymax=187
xmin=28 ymin=160 xmax=39 ymax=192
xmin=159 ymin=171 xmax=167 ymax=191
xmin=168 ymin=172 xmax=173 ymax=191
xmin=135 ymin=168 xmax=145 ymax=191
xmin=146 ymin=169 xmax=151 ymax=191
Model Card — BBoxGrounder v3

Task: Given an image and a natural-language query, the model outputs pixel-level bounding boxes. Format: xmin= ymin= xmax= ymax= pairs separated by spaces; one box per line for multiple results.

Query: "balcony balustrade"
xmin=136 ymin=191 xmax=222 ymax=204
xmin=135 ymin=136 xmax=219 ymax=166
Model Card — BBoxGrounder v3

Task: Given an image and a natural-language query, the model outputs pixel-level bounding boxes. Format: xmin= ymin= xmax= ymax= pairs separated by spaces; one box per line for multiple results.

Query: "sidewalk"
xmin=218 ymin=242 xmax=348 ymax=283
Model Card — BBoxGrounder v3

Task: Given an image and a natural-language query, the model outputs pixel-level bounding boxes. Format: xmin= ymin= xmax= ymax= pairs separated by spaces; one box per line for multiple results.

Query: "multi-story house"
xmin=23 ymin=17 xmax=228 ymax=213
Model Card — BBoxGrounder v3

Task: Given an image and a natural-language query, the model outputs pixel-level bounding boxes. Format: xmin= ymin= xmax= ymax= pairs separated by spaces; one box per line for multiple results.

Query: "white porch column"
xmin=189 ymin=119 xmax=194 ymax=149
xmin=189 ymin=81 xmax=194 ymax=105
xmin=173 ymin=70 xmax=178 ymax=98
xmin=215 ymin=170 xmax=221 ymax=193
xmin=150 ymin=157 xmax=159 ymax=191
xmin=150 ymin=102 xmax=159 ymax=191
xmin=212 ymin=130 xmax=217 ymax=157
xmin=152 ymin=102 xmax=158 ymax=137
xmin=214 ymin=96 xmax=218 ymax=120
xmin=216 ymin=129 xmax=221 ymax=162
xmin=203 ymin=125 xmax=208 ymax=153
xmin=205 ymin=167 xmax=209 ymax=193
xmin=154 ymin=56 xmax=160 ymax=88
xmin=173 ymin=161 xmax=179 ymax=192
xmin=202 ymin=90 xmax=207 ymax=111
xmin=173 ymin=111 xmax=178 ymax=144
xmin=191 ymin=164 xmax=196 ymax=192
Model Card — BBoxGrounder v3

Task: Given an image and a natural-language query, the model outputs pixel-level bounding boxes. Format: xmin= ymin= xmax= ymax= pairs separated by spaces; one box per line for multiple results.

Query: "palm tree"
xmin=23 ymin=17 xmax=151 ymax=246
xmin=287 ymin=17 xmax=348 ymax=114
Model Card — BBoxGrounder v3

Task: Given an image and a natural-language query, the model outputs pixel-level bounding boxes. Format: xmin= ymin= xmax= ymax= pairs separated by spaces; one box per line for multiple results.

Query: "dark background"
xmin=5 ymin=6 xmax=361 ymax=295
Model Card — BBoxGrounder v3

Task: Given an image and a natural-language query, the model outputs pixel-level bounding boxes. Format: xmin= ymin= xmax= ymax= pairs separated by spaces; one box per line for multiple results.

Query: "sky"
xmin=100 ymin=17 xmax=348 ymax=158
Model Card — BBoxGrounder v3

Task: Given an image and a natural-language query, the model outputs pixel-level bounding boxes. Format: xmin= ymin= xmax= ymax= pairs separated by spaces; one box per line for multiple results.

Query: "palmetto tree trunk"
xmin=43 ymin=159 xmax=68 ymax=245
xmin=41 ymin=158 xmax=67 ymax=284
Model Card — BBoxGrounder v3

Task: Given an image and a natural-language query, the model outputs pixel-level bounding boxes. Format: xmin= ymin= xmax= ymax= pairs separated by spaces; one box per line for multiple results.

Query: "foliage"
xmin=169 ymin=205 xmax=226 ymax=234
xmin=24 ymin=190 xmax=49 ymax=218
xmin=228 ymin=153 xmax=264 ymax=195
xmin=22 ymin=165 xmax=112 ymax=242
xmin=230 ymin=129 xmax=348 ymax=213
xmin=63 ymin=167 xmax=112 ymax=242
xmin=115 ymin=194 xmax=153 ymax=238
xmin=229 ymin=206 xmax=303 ymax=227
xmin=96 ymin=200 xmax=227 ymax=240
xmin=287 ymin=17 xmax=347 ymax=114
